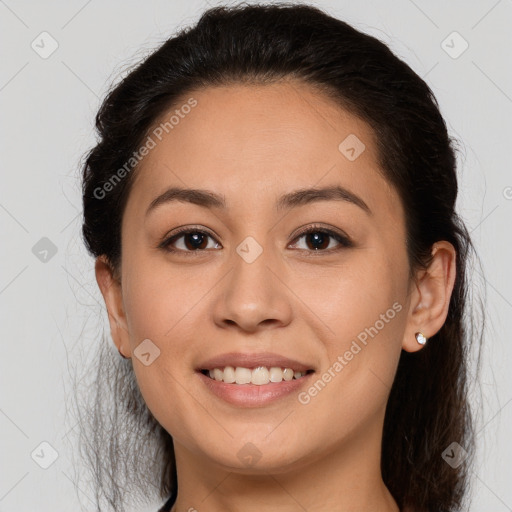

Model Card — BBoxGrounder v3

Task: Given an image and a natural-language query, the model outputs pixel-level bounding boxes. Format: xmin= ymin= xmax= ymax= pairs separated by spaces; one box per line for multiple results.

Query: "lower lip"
xmin=196 ymin=371 xmax=314 ymax=407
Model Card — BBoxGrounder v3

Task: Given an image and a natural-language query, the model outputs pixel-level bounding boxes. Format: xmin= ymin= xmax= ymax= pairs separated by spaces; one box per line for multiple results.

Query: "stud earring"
xmin=415 ymin=332 xmax=427 ymax=345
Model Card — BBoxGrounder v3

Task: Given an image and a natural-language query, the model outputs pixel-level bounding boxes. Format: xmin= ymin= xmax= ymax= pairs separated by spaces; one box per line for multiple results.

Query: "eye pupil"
xmin=186 ymin=232 xmax=208 ymax=250
xmin=307 ymin=232 xmax=329 ymax=250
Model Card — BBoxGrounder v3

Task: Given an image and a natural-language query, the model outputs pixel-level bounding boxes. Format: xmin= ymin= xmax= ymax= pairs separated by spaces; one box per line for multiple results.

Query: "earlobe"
xmin=402 ymin=241 xmax=457 ymax=353
xmin=94 ymin=255 xmax=132 ymax=358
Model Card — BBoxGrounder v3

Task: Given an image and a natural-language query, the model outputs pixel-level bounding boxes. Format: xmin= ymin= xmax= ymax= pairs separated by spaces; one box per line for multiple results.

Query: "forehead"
xmin=126 ymin=81 xmax=401 ymax=222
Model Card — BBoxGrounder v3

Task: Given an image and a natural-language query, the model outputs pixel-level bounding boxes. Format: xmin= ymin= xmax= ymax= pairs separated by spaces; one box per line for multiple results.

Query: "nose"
xmin=211 ymin=239 xmax=293 ymax=333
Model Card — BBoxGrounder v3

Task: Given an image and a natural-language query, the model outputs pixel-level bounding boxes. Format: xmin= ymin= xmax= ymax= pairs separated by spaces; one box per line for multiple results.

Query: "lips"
xmin=196 ymin=351 xmax=315 ymax=373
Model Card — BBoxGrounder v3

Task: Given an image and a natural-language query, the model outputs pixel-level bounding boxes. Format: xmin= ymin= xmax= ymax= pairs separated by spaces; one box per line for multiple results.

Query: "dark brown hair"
xmin=79 ymin=3 xmax=484 ymax=511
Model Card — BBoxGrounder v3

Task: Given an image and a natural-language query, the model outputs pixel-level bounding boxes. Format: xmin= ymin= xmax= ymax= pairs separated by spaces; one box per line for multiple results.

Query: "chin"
xmin=194 ymin=434 xmax=317 ymax=475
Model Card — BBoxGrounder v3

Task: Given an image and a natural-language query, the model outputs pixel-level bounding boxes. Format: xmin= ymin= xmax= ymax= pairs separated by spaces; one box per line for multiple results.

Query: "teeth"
xmin=205 ymin=366 xmax=308 ymax=385
xmin=251 ymin=366 xmax=270 ymax=385
xmin=223 ymin=366 xmax=236 ymax=383
xmin=235 ymin=366 xmax=252 ymax=384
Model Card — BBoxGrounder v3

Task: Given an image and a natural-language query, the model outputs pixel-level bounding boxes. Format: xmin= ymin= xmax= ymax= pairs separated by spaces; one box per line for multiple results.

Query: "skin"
xmin=95 ymin=79 xmax=456 ymax=512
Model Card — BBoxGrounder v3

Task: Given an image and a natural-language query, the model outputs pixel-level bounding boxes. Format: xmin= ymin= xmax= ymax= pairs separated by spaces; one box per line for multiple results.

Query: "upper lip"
xmin=196 ymin=352 xmax=315 ymax=372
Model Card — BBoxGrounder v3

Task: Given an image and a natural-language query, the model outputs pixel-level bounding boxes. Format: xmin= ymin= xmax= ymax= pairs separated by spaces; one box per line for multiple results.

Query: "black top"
xmin=157 ymin=490 xmax=177 ymax=512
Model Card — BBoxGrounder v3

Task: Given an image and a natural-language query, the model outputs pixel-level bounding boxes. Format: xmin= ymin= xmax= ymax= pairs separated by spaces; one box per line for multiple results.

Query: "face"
xmin=105 ymin=80 xmax=416 ymax=473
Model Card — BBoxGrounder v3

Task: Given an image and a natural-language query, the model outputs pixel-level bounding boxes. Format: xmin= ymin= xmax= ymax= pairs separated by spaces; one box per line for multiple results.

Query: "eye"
xmin=160 ymin=227 xmax=220 ymax=254
xmin=159 ymin=224 xmax=353 ymax=255
xmin=289 ymin=225 xmax=353 ymax=253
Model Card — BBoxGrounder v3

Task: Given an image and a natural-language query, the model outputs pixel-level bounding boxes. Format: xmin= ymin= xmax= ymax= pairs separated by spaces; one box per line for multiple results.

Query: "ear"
xmin=95 ymin=255 xmax=132 ymax=358
xmin=402 ymin=241 xmax=457 ymax=353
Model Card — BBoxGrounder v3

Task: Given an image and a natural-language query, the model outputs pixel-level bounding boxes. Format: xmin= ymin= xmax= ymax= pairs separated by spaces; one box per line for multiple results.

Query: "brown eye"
xmin=161 ymin=229 xmax=220 ymax=254
xmin=159 ymin=225 xmax=352 ymax=256
xmin=289 ymin=226 xmax=353 ymax=252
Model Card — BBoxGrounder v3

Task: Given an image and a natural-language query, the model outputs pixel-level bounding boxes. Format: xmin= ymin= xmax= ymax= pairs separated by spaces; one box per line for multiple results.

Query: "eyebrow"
xmin=145 ymin=185 xmax=372 ymax=216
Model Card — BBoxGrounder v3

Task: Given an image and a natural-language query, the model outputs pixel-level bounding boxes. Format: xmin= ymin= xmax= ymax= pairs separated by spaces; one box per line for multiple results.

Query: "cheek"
xmin=315 ymin=252 xmax=406 ymax=347
xmin=122 ymin=273 xmax=197 ymax=430
xmin=122 ymin=255 xmax=196 ymax=343
xmin=307 ymin=255 xmax=407 ymax=410
xmin=298 ymin=302 xmax=405 ymax=447
xmin=120 ymin=260 xmax=204 ymax=384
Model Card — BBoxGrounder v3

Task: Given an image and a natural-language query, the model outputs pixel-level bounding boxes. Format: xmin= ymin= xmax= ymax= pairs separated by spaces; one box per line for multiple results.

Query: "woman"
xmin=80 ymin=3 xmax=483 ymax=511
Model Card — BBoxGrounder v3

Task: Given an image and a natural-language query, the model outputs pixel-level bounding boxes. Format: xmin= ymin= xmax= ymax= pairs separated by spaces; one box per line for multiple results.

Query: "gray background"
xmin=1 ymin=0 xmax=511 ymax=510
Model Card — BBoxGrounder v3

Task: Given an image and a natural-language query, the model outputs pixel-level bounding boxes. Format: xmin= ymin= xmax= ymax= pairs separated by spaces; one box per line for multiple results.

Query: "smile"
xmin=200 ymin=366 xmax=315 ymax=385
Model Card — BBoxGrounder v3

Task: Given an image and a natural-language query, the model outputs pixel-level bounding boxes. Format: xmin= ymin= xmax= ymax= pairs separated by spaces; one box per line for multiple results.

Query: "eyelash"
xmin=159 ymin=224 xmax=353 ymax=256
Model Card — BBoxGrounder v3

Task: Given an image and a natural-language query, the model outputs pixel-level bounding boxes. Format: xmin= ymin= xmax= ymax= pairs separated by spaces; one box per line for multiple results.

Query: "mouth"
xmin=198 ymin=366 xmax=315 ymax=385
xmin=196 ymin=365 xmax=316 ymax=407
